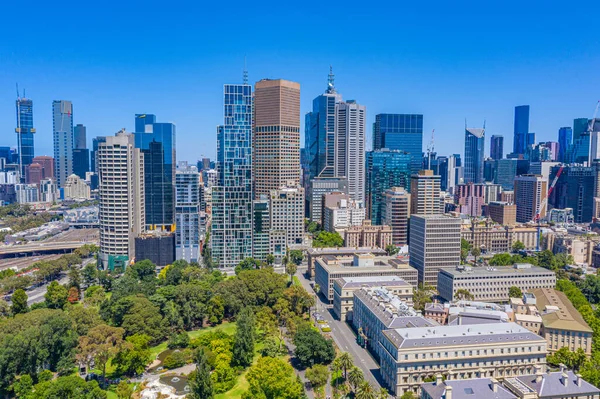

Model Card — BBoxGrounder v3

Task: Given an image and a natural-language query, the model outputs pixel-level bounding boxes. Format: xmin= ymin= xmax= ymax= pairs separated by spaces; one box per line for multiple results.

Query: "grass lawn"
xmin=293 ymin=276 xmax=301 ymax=286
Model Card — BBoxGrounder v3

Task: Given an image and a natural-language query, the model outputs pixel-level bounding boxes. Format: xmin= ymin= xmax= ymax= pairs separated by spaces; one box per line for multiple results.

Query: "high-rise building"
xmin=513 ymin=105 xmax=530 ymax=155
xmin=549 ymin=166 xmax=595 ymax=223
xmin=486 ymin=201 xmax=517 ymax=226
xmin=322 ymin=193 xmax=366 ymax=233
xmin=15 ymin=96 xmax=35 ymax=179
xmin=253 ymin=79 xmax=301 ymax=198
xmin=73 ymin=149 xmax=90 ymax=179
xmin=15 ymin=183 xmax=39 ymax=203
xmin=39 ymin=178 xmax=59 ymax=203
xmin=91 ymin=137 xmax=106 ymax=176
xmin=437 ymin=154 xmax=462 ymax=192
xmin=494 ymin=159 xmax=517 ymax=190
xmin=574 ymin=118 xmax=589 ymax=141
xmin=252 ymin=197 xmax=270 ymax=263
xmin=410 ymin=170 xmax=441 ymax=216
xmin=490 ymin=135 xmax=504 ymax=160
xmin=25 ymin=163 xmax=43 ymax=185
xmin=373 ymin=114 xmax=423 ymax=174
xmin=52 ymin=100 xmax=74 ymax=187
xmin=31 ymin=156 xmax=54 ymax=180
xmin=74 ymin=124 xmax=86 ymax=150
xmin=335 ymin=100 xmax=366 ymax=203
xmin=211 ymin=82 xmax=254 ymax=267
xmin=454 ymin=183 xmax=486 ymax=217
xmin=545 ymin=141 xmax=559 ymax=161
xmin=382 ymin=187 xmax=410 ymax=246
xmin=514 ymin=174 xmax=547 ymax=223
xmin=558 ymin=127 xmax=572 ymax=163
xmin=175 ymin=162 xmax=201 ymax=263
xmin=308 ymin=177 xmax=348 ymax=223
xmin=464 ymin=128 xmax=485 ymax=183
xmin=269 ymin=184 xmax=304 ymax=249
xmin=409 ymin=214 xmax=461 ymax=285
xmin=97 ymin=131 xmax=145 ymax=270
xmin=134 ymin=114 xmax=176 ymax=229
xmin=483 ymin=158 xmax=496 ymax=182
xmin=366 ymin=149 xmax=411 ymax=224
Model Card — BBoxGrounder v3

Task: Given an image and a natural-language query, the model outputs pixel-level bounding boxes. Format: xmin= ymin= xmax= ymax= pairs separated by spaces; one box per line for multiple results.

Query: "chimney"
xmin=535 ymin=371 xmax=544 ymax=384
xmin=490 ymin=378 xmax=498 ymax=393
xmin=561 ymin=372 xmax=569 ymax=387
xmin=445 ymin=385 xmax=453 ymax=399
xmin=560 ymin=363 xmax=567 ymax=373
xmin=576 ymin=373 xmax=583 ymax=387
xmin=436 ymin=374 xmax=443 ymax=385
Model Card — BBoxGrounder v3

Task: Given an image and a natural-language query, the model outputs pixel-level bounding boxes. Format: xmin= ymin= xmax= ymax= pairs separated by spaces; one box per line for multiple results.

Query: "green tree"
xmin=305 ymin=364 xmax=329 ymax=389
xmin=400 ymin=392 xmax=416 ymax=399
xmin=454 ymin=289 xmax=474 ymax=301
xmin=189 ymin=348 xmax=214 ymax=399
xmin=508 ymin=286 xmax=523 ymax=298
xmin=83 ymin=285 xmax=106 ymax=308
xmin=289 ymin=250 xmax=304 ymax=265
xmin=115 ymin=381 xmax=133 ymax=399
xmin=31 ymin=375 xmax=107 ymax=398
xmin=68 ymin=306 xmax=103 ymax=335
xmin=232 ymin=306 xmax=255 ymax=368
xmin=112 ymin=334 xmax=152 ymax=376
xmin=471 ymin=247 xmax=481 ymax=260
xmin=11 ymin=288 xmax=28 ymax=315
xmin=412 ymin=284 xmax=433 ymax=311
xmin=45 ymin=281 xmax=69 ymax=309
xmin=207 ymin=295 xmax=225 ymax=325
xmin=356 ymin=381 xmax=376 ymax=399
xmin=385 ymin=244 xmax=399 ymax=256
xmin=537 ymin=249 xmax=557 ymax=270
xmin=266 ymin=254 xmax=275 ymax=265
xmin=489 ymin=253 xmax=513 ymax=266
xmin=378 ymin=387 xmax=389 ymax=399
xmin=81 ymin=263 xmax=98 ymax=287
xmin=243 ymin=356 xmax=303 ymax=399
xmin=348 ymin=366 xmax=364 ymax=391
xmin=12 ymin=374 xmax=33 ymax=397
xmin=337 ymin=352 xmax=353 ymax=380
xmin=77 ymin=324 xmax=127 ymax=382
xmin=293 ymin=326 xmax=335 ymax=368
xmin=235 ymin=257 xmax=261 ymax=275
xmin=312 ymin=231 xmax=343 ymax=248
xmin=460 ymin=238 xmax=471 ymax=264
xmin=285 ymin=263 xmax=298 ymax=282
xmin=512 ymin=240 xmax=525 ymax=252
xmin=68 ymin=267 xmax=82 ymax=291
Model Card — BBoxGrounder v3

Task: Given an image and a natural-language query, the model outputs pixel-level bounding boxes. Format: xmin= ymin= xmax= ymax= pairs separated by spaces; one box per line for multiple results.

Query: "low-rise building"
xmin=486 ymin=201 xmax=517 ymax=226
xmin=424 ymin=302 xmax=448 ymax=325
xmin=552 ymin=234 xmax=597 ymax=265
xmin=344 ymin=220 xmax=393 ymax=249
xmin=461 ymin=220 xmax=513 ymax=253
xmin=333 ymin=276 xmax=412 ymax=321
xmin=504 ymin=367 xmax=600 ymax=398
xmin=437 ymin=264 xmax=556 ymax=302
xmin=322 ymin=194 xmax=366 ymax=233
xmin=421 ymin=376 xmax=516 ymax=399
xmin=306 ymin=247 xmax=387 ymax=277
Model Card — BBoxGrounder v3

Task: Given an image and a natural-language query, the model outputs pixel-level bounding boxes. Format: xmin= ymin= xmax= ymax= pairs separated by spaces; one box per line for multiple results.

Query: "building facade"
xmin=410 ymin=170 xmax=441 ymax=216
xmin=52 ymin=100 xmax=74 ymax=187
xmin=308 ymin=177 xmax=348 ymax=223
xmin=514 ymin=175 xmax=547 ymax=223
xmin=344 ymin=220 xmax=393 ymax=248
xmin=270 ymin=184 xmax=304 ymax=249
xmin=513 ymin=105 xmax=530 ymax=155
xmin=175 ymin=162 xmax=201 ymax=263
xmin=373 ymin=113 xmax=423 ymax=174
xmin=63 ymin=174 xmax=91 ymax=200
xmin=487 ymin=201 xmax=517 ymax=226
xmin=323 ymin=193 xmax=366 ymax=233
xmin=549 ymin=166 xmax=595 ymax=223
xmin=490 ymin=134 xmax=504 ymax=160
xmin=335 ymin=100 xmax=366 ymax=203
xmin=464 ymin=128 xmax=485 ymax=184
xmin=15 ymin=96 xmax=35 ymax=178
xmin=382 ymin=187 xmax=410 ymax=246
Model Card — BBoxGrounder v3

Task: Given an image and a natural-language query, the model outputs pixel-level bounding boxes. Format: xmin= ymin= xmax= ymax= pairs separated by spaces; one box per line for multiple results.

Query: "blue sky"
xmin=1 ymin=0 xmax=599 ymax=162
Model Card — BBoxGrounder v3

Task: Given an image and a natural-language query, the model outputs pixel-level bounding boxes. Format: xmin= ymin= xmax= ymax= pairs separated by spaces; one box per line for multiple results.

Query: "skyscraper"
xmin=335 ymin=100 xmax=366 ymax=203
xmin=211 ymin=82 xmax=254 ymax=267
xmin=72 ymin=123 xmax=90 ymax=178
xmin=308 ymin=177 xmax=348 ymax=223
xmin=464 ymin=128 xmax=485 ymax=184
xmin=52 ymin=100 xmax=74 ymax=187
xmin=74 ymin=124 xmax=87 ymax=150
xmin=490 ymin=135 xmax=504 ymax=160
xmin=373 ymin=114 xmax=423 ymax=174
xmin=382 ymin=187 xmax=410 ymax=246
xmin=549 ymin=166 xmax=595 ymax=223
xmin=269 ymin=184 xmax=304 ymax=248
xmin=134 ymin=114 xmax=176 ymax=229
xmin=253 ymin=79 xmax=301 ymax=198
xmin=98 ymin=131 xmax=145 ymax=270
xmin=31 ymin=156 xmax=54 ymax=181
xmin=366 ymin=149 xmax=411 ymax=224
xmin=558 ymin=127 xmax=573 ymax=163
xmin=410 ymin=170 xmax=441 ymax=216
xmin=175 ymin=162 xmax=201 ymax=263
xmin=15 ymin=96 xmax=35 ymax=179
xmin=513 ymin=105 xmax=530 ymax=155
xmin=574 ymin=118 xmax=589 ymax=141
xmin=494 ymin=159 xmax=517 ymax=190
xmin=514 ymin=174 xmax=547 ymax=223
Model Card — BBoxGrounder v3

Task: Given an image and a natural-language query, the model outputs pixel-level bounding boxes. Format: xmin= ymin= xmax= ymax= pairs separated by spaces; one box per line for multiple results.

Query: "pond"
xmin=158 ymin=375 xmax=190 ymax=395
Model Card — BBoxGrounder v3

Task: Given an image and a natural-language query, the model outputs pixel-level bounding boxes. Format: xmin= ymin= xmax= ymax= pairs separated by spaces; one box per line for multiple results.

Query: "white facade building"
xmin=63 ymin=174 xmax=91 ymax=200
xmin=269 ymin=184 xmax=304 ymax=248
xmin=335 ymin=101 xmax=366 ymax=203
xmin=15 ymin=183 xmax=39 ymax=203
xmin=175 ymin=162 xmax=201 ymax=263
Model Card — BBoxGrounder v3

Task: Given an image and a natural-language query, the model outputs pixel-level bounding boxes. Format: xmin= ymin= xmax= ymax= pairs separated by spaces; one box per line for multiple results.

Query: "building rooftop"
xmin=507 ymin=370 xmax=600 ymax=397
xmin=530 ymin=288 xmax=593 ymax=333
xmin=440 ymin=264 xmax=555 ymax=278
xmin=422 ymin=378 xmax=516 ymax=399
xmin=336 ymin=275 xmax=410 ymax=289
xmin=308 ymin=247 xmax=387 ymax=256
xmin=316 ymin=255 xmax=416 ymax=274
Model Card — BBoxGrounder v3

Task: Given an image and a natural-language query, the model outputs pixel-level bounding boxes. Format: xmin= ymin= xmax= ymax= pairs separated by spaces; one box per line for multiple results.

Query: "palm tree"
xmin=330 ymin=358 xmax=342 ymax=388
xmin=348 ymin=366 xmax=364 ymax=392
xmin=356 ymin=381 xmax=376 ymax=399
xmin=338 ymin=352 xmax=354 ymax=380
xmin=378 ymin=387 xmax=389 ymax=399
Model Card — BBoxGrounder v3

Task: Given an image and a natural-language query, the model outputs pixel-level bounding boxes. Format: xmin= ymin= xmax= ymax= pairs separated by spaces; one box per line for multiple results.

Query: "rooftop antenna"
xmin=483 ymin=119 xmax=486 ymax=131
xmin=327 ymin=65 xmax=335 ymax=93
xmin=16 ymin=83 xmax=20 ymax=99
xmin=243 ymin=56 xmax=248 ymax=85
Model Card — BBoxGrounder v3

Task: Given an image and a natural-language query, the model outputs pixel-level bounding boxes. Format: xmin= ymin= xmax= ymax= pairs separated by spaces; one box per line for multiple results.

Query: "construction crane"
xmin=534 ymin=165 xmax=564 ymax=251
xmin=427 ymin=129 xmax=435 ymax=170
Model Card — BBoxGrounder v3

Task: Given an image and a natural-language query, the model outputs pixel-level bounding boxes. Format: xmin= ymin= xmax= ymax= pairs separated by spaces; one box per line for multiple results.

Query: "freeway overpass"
xmin=0 ymin=241 xmax=98 ymax=259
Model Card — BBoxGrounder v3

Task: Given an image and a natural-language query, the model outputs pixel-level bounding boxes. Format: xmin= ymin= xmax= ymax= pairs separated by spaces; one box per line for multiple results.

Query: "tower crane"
xmin=427 ymin=129 xmax=435 ymax=170
xmin=534 ymin=165 xmax=564 ymax=251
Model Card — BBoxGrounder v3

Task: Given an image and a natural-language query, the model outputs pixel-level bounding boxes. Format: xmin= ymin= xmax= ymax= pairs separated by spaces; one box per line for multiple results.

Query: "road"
xmin=295 ymin=267 xmax=383 ymax=391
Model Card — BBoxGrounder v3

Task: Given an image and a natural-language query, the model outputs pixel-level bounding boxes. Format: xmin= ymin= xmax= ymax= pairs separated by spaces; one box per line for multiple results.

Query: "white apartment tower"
xmin=175 ymin=162 xmax=201 ymax=263
xmin=270 ymin=184 xmax=305 ymax=249
xmin=335 ymin=100 xmax=366 ymax=203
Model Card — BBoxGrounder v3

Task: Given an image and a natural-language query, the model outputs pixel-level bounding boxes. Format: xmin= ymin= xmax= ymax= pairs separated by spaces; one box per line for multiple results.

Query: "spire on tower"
xmin=327 ymin=66 xmax=336 ymax=93
xmin=243 ymin=56 xmax=248 ymax=85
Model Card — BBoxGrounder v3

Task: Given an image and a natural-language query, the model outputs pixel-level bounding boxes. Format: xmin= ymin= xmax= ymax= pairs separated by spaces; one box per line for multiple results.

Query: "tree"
xmin=312 ymin=231 xmax=343 ymax=248
xmin=348 ymin=366 xmax=364 ymax=391
xmin=512 ymin=240 xmax=525 ymax=253
xmin=69 ymin=306 xmax=103 ymax=335
xmin=207 ymin=295 xmax=225 ymax=325
xmin=454 ymin=289 xmax=474 ymax=301
xmin=84 ymin=285 xmax=106 ymax=308
xmin=378 ymin=387 xmax=389 ymax=399
xmin=77 ymin=324 xmax=127 ymax=383
xmin=400 ymin=392 xmax=416 ymax=399
xmin=232 ymin=306 xmax=255 ymax=368
xmin=243 ymin=356 xmax=303 ymax=399
xmin=11 ymin=288 xmax=28 ymax=315
xmin=471 ymin=247 xmax=481 ymax=260
xmin=68 ymin=286 xmax=80 ymax=304
xmin=337 ymin=352 xmax=353 ymax=380
xmin=285 ymin=263 xmax=298 ymax=282
xmin=489 ymin=253 xmax=513 ymax=266
xmin=356 ymin=381 xmax=376 ymax=399
xmin=112 ymin=334 xmax=152 ymax=376
xmin=460 ymin=238 xmax=471 ymax=264
xmin=116 ymin=381 xmax=133 ymax=399
xmin=293 ymin=326 xmax=335 ymax=368
xmin=385 ymin=244 xmax=399 ymax=256
xmin=289 ymin=250 xmax=304 ymax=265
xmin=547 ymin=347 xmax=587 ymax=371
xmin=306 ymin=364 xmax=329 ymax=390
xmin=45 ymin=281 xmax=69 ymax=309
xmin=68 ymin=267 xmax=82 ymax=291
xmin=266 ymin=254 xmax=275 ymax=265
xmin=30 ymin=375 xmax=107 ymax=398
xmin=189 ymin=348 xmax=214 ymax=399
xmin=508 ymin=286 xmax=523 ymax=298
xmin=235 ymin=257 xmax=261 ymax=275
xmin=412 ymin=284 xmax=433 ymax=311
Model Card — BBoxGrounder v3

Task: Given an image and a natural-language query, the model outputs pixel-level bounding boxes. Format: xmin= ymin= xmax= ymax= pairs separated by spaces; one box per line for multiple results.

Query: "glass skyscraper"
xmin=373 ymin=114 xmax=423 ymax=174
xmin=490 ymin=134 xmax=504 ymax=160
xmin=550 ymin=165 xmax=596 ymax=223
xmin=366 ymin=149 xmax=411 ymax=225
xmin=134 ymin=114 xmax=176 ymax=228
xmin=16 ymin=97 xmax=35 ymax=179
xmin=52 ymin=100 xmax=74 ymax=187
xmin=574 ymin=118 xmax=589 ymax=141
xmin=513 ymin=105 xmax=530 ymax=155
xmin=558 ymin=127 xmax=572 ymax=162
xmin=464 ymin=128 xmax=485 ymax=184
xmin=211 ymin=83 xmax=254 ymax=267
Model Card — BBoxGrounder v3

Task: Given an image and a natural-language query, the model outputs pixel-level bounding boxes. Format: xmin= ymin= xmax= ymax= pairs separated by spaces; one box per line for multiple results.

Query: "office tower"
xmin=490 ymin=135 xmax=504 ymax=160
xmin=438 ymin=154 xmax=462 ymax=193
xmin=590 ymin=119 xmax=600 ymax=164
xmin=366 ymin=149 xmax=411 ymax=224
xmin=15 ymin=96 xmax=35 ymax=179
xmin=175 ymin=162 xmax=201 ymax=263
xmin=558 ymin=127 xmax=573 ymax=162
xmin=305 ymin=68 xmax=343 ymax=181
xmin=373 ymin=114 xmax=423 ymax=174
xmin=39 ymin=178 xmax=59 ymax=202
xmin=198 ymin=157 xmax=210 ymax=171
xmin=549 ymin=166 xmax=595 ymax=223
xmin=72 ymin=149 xmax=90 ymax=179
xmin=211 ymin=82 xmax=254 ymax=267
xmin=253 ymin=79 xmax=301 ymax=198
xmin=483 ymin=158 xmax=496 ymax=182
xmin=91 ymin=137 xmax=106 ymax=175
xmin=97 ymin=131 xmax=145 ymax=270
xmin=270 ymin=184 xmax=304 ymax=249
xmin=513 ymin=105 xmax=530 ymax=155
xmin=382 ymin=187 xmax=410 ymax=246
xmin=335 ymin=100 xmax=366 ymax=203
xmin=409 ymin=214 xmax=461 ymax=285
xmin=454 ymin=183 xmax=499 ymax=216
xmin=514 ymin=174 xmax=547 ymax=223
xmin=252 ymin=197 xmax=270 ymax=262
xmin=486 ymin=201 xmax=517 ymax=226
xmin=135 ymin=231 xmax=176 ymax=267
xmin=52 ymin=100 xmax=74 ymax=187
xmin=25 ymin=163 xmax=43 ymax=185
xmin=74 ymin=124 xmax=86 ymax=150
xmin=134 ymin=114 xmax=176 ymax=229
xmin=322 ymin=193 xmax=366 ymax=232
xmin=569 ymin=133 xmax=591 ymax=164
xmin=574 ymin=118 xmax=589 ymax=141
xmin=494 ymin=159 xmax=517 ymax=190
xmin=15 ymin=184 xmax=39 ymax=203
xmin=464 ymin=127 xmax=485 ymax=183
xmin=308 ymin=177 xmax=348 ymax=223
xmin=32 ymin=156 xmax=54 ymax=180
xmin=410 ymin=170 xmax=441 ymax=216
xmin=545 ymin=141 xmax=559 ymax=161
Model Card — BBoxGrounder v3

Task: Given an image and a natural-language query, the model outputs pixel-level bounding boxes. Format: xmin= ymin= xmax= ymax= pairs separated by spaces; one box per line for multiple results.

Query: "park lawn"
xmin=293 ymin=276 xmax=301 ymax=286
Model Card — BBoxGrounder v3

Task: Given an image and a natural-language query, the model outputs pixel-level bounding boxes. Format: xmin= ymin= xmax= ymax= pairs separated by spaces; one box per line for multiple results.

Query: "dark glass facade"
xmin=134 ymin=114 xmax=176 ymax=228
xmin=464 ymin=128 xmax=485 ymax=184
xmin=558 ymin=127 xmax=572 ymax=163
xmin=494 ymin=159 xmax=517 ymax=190
xmin=134 ymin=233 xmax=176 ymax=267
xmin=373 ymin=114 xmax=423 ymax=174
xmin=513 ymin=105 xmax=530 ymax=155
xmin=73 ymin=148 xmax=90 ymax=179
xmin=550 ymin=166 xmax=595 ymax=223
xmin=366 ymin=149 xmax=411 ymax=225
xmin=490 ymin=135 xmax=504 ymax=160
xmin=574 ymin=118 xmax=589 ymax=141
xmin=305 ymin=89 xmax=340 ymax=181
xmin=91 ymin=136 xmax=106 ymax=175
xmin=15 ymin=98 xmax=35 ymax=178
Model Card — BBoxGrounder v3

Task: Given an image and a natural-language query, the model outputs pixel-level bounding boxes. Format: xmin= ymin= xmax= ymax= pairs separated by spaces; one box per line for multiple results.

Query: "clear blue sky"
xmin=1 ymin=0 xmax=599 ymax=162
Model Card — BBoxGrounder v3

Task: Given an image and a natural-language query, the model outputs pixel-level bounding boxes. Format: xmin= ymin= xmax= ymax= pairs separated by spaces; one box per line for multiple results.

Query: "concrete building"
xmin=461 ymin=221 xmax=514 ymax=254
xmin=514 ymin=175 xmax=547 ymax=223
xmin=322 ymin=194 xmax=365 ymax=233
xmin=15 ymin=183 xmax=39 ymax=203
xmin=454 ymin=183 xmax=486 ymax=216
xmin=333 ymin=276 xmax=413 ymax=321
xmin=134 ymin=230 xmax=176 ymax=267
xmin=39 ymin=178 xmax=59 ymax=203
xmin=344 ymin=220 xmax=393 ymax=249
xmin=335 ymin=100 xmax=366 ymax=203
xmin=313 ymin=253 xmax=418 ymax=302
xmin=97 ymin=131 xmax=145 ymax=270
xmin=175 ymin=162 xmax=201 ymax=263
xmin=410 ymin=170 xmax=441 ymax=216
xmin=25 ymin=163 xmax=43 ymax=185
xmin=490 ymin=134 xmax=504 ymax=160
xmin=549 ymin=165 xmax=596 ymax=223
xmin=52 ymin=100 xmax=74 ymax=187
xmin=487 ymin=201 xmax=517 ymax=226
xmin=382 ymin=187 xmax=410 ymax=246
xmin=252 ymin=197 xmax=270 ymax=263
xmin=409 ymin=214 xmax=461 ymax=285
xmin=63 ymin=174 xmax=91 ymax=200
xmin=437 ymin=264 xmax=556 ymax=302
xmin=504 ymin=368 xmax=600 ymax=399
xmin=552 ymin=234 xmax=595 ymax=265
xmin=306 ymin=247 xmax=387 ymax=277
xmin=269 ymin=184 xmax=304 ymax=248
xmin=495 ymin=159 xmax=518 ymax=190
xmin=308 ymin=177 xmax=348 ymax=223
xmin=502 ymin=190 xmax=515 ymax=203
xmin=422 ymin=376 xmax=516 ymax=399
xmin=548 ymin=208 xmax=574 ymax=224
xmin=513 ymin=226 xmax=539 ymax=250
xmin=253 ymin=79 xmax=301 ymax=198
